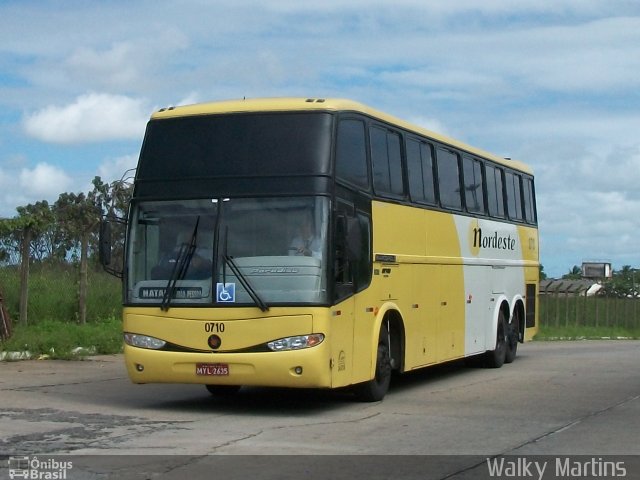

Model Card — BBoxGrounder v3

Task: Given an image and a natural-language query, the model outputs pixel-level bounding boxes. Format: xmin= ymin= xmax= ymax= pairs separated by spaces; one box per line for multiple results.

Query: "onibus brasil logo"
xmin=7 ymin=456 xmax=73 ymax=479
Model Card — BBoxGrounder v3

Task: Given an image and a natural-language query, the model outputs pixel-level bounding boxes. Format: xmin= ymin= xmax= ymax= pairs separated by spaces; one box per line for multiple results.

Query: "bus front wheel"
xmin=354 ymin=324 xmax=392 ymax=402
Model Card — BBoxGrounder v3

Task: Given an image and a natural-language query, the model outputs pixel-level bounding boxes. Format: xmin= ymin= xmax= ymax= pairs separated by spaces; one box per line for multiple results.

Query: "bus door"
xmin=333 ymin=204 xmax=372 ymax=387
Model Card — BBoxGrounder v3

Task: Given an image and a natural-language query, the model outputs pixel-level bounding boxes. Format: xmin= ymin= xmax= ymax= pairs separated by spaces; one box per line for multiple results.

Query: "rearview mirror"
xmin=99 ymin=218 xmax=123 ymax=278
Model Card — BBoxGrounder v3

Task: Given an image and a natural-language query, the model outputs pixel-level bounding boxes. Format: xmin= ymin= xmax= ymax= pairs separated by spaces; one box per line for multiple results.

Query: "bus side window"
xmin=486 ymin=164 xmax=505 ymax=218
xmin=334 ymin=208 xmax=372 ymax=301
xmin=370 ymin=126 xmax=404 ymax=198
xmin=523 ymin=177 xmax=536 ymax=224
xmin=336 ymin=119 xmax=369 ymax=190
xmin=463 ymin=156 xmax=486 ymax=214
xmin=407 ymin=138 xmax=436 ymax=205
xmin=353 ymin=212 xmax=372 ymax=291
xmin=505 ymin=171 xmax=523 ymax=221
xmin=436 ymin=147 xmax=462 ymax=210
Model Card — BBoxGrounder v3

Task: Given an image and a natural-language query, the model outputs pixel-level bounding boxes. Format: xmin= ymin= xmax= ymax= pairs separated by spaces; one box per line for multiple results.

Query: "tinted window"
xmin=336 ymin=119 xmax=369 ymax=189
xmin=370 ymin=126 xmax=404 ymax=197
xmin=523 ymin=177 xmax=536 ymax=224
xmin=436 ymin=148 xmax=461 ymax=210
xmin=505 ymin=172 xmax=523 ymax=221
xmin=406 ymin=138 xmax=436 ymax=204
xmin=463 ymin=156 xmax=486 ymax=213
xmin=486 ymin=164 xmax=505 ymax=218
xmin=137 ymin=113 xmax=333 ymax=180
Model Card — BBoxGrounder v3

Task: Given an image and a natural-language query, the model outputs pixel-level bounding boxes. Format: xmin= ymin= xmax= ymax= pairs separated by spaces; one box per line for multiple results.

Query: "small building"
xmin=581 ymin=262 xmax=612 ymax=280
xmin=540 ymin=279 xmax=603 ymax=297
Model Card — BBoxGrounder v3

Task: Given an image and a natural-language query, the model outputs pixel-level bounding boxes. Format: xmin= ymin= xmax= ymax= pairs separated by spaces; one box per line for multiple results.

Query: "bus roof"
xmin=151 ymin=97 xmax=532 ymax=174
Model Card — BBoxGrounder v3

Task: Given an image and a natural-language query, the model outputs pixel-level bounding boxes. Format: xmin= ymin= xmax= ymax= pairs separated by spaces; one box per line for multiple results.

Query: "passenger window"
xmin=336 ymin=119 xmax=369 ymax=189
xmin=463 ymin=156 xmax=486 ymax=213
xmin=486 ymin=164 xmax=505 ymax=218
xmin=436 ymin=148 xmax=461 ymax=210
xmin=406 ymin=138 xmax=436 ymax=205
xmin=370 ymin=126 xmax=404 ymax=198
xmin=505 ymin=171 xmax=523 ymax=221
xmin=523 ymin=177 xmax=536 ymax=224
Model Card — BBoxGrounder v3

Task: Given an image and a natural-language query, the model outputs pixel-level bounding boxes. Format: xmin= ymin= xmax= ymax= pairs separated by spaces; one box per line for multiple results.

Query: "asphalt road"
xmin=1 ymin=340 xmax=639 ymax=479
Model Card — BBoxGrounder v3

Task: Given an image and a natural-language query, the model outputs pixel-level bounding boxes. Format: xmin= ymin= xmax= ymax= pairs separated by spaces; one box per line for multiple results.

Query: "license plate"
xmin=196 ymin=363 xmax=229 ymax=376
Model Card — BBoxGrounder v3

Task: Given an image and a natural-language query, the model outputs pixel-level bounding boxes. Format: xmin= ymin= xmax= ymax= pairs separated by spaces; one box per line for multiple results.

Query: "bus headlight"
xmin=267 ymin=334 xmax=324 ymax=351
xmin=124 ymin=333 xmax=166 ymax=350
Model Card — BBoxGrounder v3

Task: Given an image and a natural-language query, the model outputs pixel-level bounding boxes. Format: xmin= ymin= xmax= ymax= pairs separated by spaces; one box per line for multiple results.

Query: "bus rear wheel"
xmin=485 ymin=310 xmax=507 ymax=368
xmin=505 ymin=312 xmax=519 ymax=364
xmin=354 ymin=324 xmax=392 ymax=402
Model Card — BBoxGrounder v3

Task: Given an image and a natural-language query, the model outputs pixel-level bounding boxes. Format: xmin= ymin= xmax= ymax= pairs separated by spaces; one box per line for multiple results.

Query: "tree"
xmin=54 ymin=191 xmax=102 ymax=324
xmin=603 ymin=265 xmax=638 ymax=298
xmin=0 ymin=201 xmax=55 ymax=324
xmin=539 ymin=264 xmax=547 ymax=280
xmin=563 ymin=265 xmax=582 ymax=280
xmin=0 ymin=174 xmax=133 ymax=325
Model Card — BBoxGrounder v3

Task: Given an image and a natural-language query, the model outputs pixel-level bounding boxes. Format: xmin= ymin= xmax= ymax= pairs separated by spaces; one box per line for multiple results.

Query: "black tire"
xmin=205 ymin=385 xmax=241 ymax=396
xmin=354 ymin=324 xmax=392 ymax=402
xmin=485 ymin=310 xmax=507 ymax=368
xmin=504 ymin=312 xmax=519 ymax=364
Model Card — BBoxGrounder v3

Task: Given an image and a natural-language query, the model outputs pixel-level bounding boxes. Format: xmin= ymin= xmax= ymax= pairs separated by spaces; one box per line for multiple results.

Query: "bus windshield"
xmin=126 ymin=196 xmax=329 ymax=307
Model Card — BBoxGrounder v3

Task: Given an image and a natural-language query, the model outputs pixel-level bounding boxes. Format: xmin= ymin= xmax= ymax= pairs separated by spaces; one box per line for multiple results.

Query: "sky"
xmin=1 ymin=0 xmax=639 ymax=278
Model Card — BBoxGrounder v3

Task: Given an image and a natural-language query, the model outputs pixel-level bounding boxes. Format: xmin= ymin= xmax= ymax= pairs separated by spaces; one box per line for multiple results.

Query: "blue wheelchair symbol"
xmin=216 ymin=283 xmax=236 ymax=303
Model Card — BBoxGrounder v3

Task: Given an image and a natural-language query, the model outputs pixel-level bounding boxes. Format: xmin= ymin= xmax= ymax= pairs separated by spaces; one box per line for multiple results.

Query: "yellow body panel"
xmin=123 ymin=306 xmax=337 ymax=388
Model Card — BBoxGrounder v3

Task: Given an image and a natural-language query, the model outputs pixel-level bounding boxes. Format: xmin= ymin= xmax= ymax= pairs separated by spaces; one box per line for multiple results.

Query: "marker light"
xmin=267 ymin=334 xmax=325 ymax=351
xmin=124 ymin=333 xmax=166 ymax=350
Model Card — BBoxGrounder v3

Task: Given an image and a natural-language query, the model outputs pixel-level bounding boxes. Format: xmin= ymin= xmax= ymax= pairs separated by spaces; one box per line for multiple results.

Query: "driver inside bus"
xmin=151 ymin=231 xmax=213 ymax=280
xmin=289 ymin=215 xmax=322 ymax=259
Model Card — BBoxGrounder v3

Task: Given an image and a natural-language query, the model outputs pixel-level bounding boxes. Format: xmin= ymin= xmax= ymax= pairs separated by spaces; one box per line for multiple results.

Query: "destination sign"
xmin=138 ymin=286 xmax=204 ymax=299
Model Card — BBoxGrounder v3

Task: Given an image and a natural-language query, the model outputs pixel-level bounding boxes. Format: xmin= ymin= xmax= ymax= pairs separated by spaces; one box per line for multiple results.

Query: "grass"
xmin=1 ymin=263 xmax=123 ymax=359
xmin=0 ymin=263 xmax=122 ymax=323
xmin=535 ymin=324 xmax=640 ymax=340
xmin=0 ymin=317 xmax=123 ymax=360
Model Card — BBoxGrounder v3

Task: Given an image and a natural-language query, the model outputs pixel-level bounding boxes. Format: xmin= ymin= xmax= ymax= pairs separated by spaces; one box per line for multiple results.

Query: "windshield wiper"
xmin=221 ymin=226 xmax=269 ymax=312
xmin=161 ymin=217 xmax=200 ymax=311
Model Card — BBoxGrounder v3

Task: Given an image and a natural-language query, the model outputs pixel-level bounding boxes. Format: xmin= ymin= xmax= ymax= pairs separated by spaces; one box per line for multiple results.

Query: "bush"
xmin=0 ymin=317 xmax=122 ymax=359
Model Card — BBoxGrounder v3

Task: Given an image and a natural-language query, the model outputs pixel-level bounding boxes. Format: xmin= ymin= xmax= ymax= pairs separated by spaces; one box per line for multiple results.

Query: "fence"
xmin=539 ymin=291 xmax=640 ymax=330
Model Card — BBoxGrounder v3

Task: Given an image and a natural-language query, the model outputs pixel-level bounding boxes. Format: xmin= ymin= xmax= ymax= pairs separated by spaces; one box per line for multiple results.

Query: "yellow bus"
xmin=102 ymin=98 xmax=539 ymax=401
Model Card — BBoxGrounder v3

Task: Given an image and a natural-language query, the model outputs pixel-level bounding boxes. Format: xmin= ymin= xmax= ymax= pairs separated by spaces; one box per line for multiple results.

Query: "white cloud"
xmin=19 ymin=163 xmax=72 ymax=199
xmin=98 ymin=154 xmax=138 ymax=184
xmin=23 ymin=93 xmax=150 ymax=144
xmin=65 ymin=43 xmax=142 ymax=90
